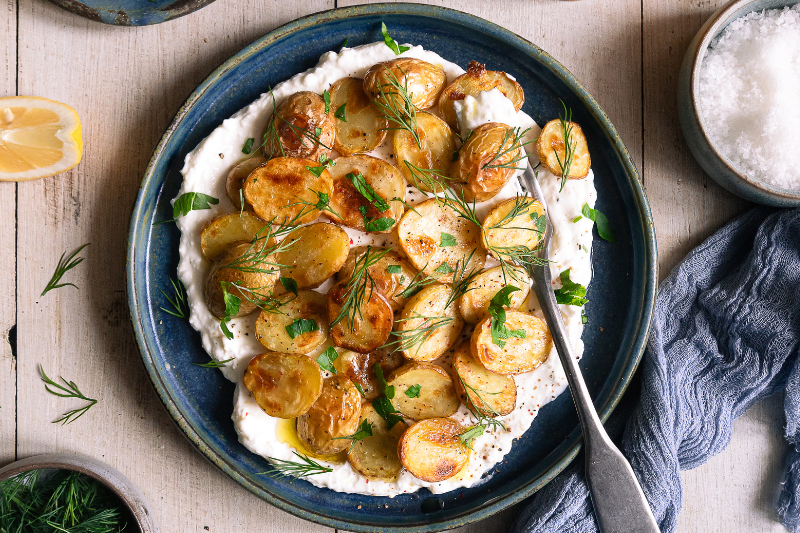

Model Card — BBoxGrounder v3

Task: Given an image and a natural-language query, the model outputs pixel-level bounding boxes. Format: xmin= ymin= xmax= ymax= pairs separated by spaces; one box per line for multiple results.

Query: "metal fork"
xmin=517 ymin=164 xmax=660 ymax=533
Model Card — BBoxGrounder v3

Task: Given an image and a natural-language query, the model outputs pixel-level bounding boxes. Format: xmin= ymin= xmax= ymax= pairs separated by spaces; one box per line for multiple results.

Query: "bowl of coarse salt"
xmin=678 ymin=0 xmax=800 ymax=206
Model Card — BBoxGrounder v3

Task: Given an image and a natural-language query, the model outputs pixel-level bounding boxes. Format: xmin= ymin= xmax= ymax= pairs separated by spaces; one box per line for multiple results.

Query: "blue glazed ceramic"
xmin=47 ymin=0 xmax=216 ymax=26
xmin=678 ymin=0 xmax=800 ymax=206
xmin=127 ymin=5 xmax=658 ymax=531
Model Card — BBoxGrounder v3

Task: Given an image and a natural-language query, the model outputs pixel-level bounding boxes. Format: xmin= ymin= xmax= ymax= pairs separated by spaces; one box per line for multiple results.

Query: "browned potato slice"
xmin=243 ymin=351 xmax=323 ymax=419
xmin=394 ymin=284 xmax=464 ymax=362
xmin=243 ymin=157 xmax=333 ymax=224
xmin=333 ymin=348 xmax=403 ymax=400
xmin=275 ymin=223 xmax=350 ymax=289
xmin=200 ymin=211 xmax=268 ymax=261
xmin=458 ymin=265 xmax=530 ymax=324
xmin=204 ymin=242 xmax=278 ymax=318
xmin=536 ymin=118 xmax=591 ymax=179
xmin=297 ymin=375 xmax=362 ymax=455
xmin=396 ymin=198 xmax=485 ymax=284
xmin=327 ymin=155 xmax=405 ymax=233
xmin=335 ymin=246 xmax=417 ymax=309
xmin=255 ymin=291 xmax=328 ymax=354
xmin=364 ymin=58 xmax=446 ymax=111
xmin=452 ymin=341 xmax=516 ymax=416
xmin=329 ymin=77 xmax=388 ymax=155
xmin=450 ymin=122 xmax=523 ymax=202
xmin=226 ymin=156 xmax=267 ymax=209
xmin=394 ymin=112 xmax=456 ymax=192
xmin=482 ymin=197 xmax=545 ymax=261
xmin=471 ymin=309 xmax=551 ymax=374
xmin=387 ymin=363 xmax=460 ymax=420
xmin=438 ymin=61 xmax=524 ymax=131
xmin=328 ymin=282 xmax=394 ymax=353
xmin=398 ymin=418 xmax=469 ymax=482
xmin=262 ymin=91 xmax=335 ymax=161
xmin=348 ymin=403 xmax=407 ymax=480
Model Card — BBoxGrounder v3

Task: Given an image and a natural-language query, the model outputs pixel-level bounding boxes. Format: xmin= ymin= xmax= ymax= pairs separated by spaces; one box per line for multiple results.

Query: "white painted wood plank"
xmin=14 ymin=0 xmax=333 ymax=531
xmin=0 ymin=0 xmax=17 ymax=467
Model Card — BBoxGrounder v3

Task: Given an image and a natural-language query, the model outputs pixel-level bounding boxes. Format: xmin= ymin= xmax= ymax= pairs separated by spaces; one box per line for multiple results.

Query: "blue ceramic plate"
xmin=47 ymin=0 xmax=216 ymax=25
xmin=127 ymin=5 xmax=657 ymax=531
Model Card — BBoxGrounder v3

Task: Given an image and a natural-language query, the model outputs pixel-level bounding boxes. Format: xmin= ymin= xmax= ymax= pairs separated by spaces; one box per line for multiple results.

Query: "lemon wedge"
xmin=0 ymin=96 xmax=83 ymax=181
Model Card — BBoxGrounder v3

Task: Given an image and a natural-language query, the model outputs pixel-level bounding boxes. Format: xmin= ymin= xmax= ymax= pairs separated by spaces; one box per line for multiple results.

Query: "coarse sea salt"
xmin=698 ymin=5 xmax=800 ymax=190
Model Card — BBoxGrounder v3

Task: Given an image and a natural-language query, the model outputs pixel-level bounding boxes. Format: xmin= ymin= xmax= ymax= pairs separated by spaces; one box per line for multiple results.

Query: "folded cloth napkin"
xmin=511 ymin=207 xmax=800 ymax=533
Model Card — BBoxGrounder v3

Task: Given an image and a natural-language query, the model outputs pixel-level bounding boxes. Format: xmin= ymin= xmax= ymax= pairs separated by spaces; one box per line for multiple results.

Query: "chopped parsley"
xmin=553 ymin=269 xmax=588 ymax=306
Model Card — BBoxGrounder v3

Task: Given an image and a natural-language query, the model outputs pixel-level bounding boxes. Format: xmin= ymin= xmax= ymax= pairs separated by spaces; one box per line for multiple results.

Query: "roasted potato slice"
xmin=458 ymin=265 xmax=530 ymax=324
xmin=536 ymin=118 xmax=591 ymax=180
xmin=335 ymin=246 xmax=417 ymax=309
xmin=451 ymin=122 xmax=523 ymax=202
xmin=482 ymin=197 xmax=546 ymax=261
xmin=394 ymin=284 xmax=464 ymax=362
xmin=276 ymin=222 xmax=350 ymax=289
xmin=204 ymin=241 xmax=278 ymax=319
xmin=226 ymin=156 xmax=267 ymax=210
xmin=364 ymin=58 xmax=446 ymax=111
xmin=329 ymin=77 xmax=388 ymax=155
xmin=438 ymin=61 xmax=524 ymax=131
xmin=387 ymin=362 xmax=460 ymax=420
xmin=327 ymin=155 xmax=405 ymax=233
xmin=348 ymin=403 xmax=407 ymax=480
xmin=200 ymin=211 xmax=268 ymax=261
xmin=394 ymin=112 xmax=456 ymax=192
xmin=297 ymin=375 xmax=362 ymax=455
xmin=452 ymin=341 xmax=516 ymax=416
xmin=255 ymin=291 xmax=329 ymax=354
xmin=471 ymin=309 xmax=551 ymax=374
xmin=262 ymin=91 xmax=335 ymax=161
xmin=333 ymin=348 xmax=403 ymax=400
xmin=328 ymin=282 xmax=394 ymax=353
xmin=243 ymin=351 xmax=323 ymax=419
xmin=243 ymin=157 xmax=333 ymax=224
xmin=398 ymin=418 xmax=469 ymax=482
xmin=396 ymin=198 xmax=485 ymax=284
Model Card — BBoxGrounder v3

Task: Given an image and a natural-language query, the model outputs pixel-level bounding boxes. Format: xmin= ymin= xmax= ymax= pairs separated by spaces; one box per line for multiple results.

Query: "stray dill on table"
xmin=372 ymin=66 xmax=421 ymax=149
xmin=39 ymin=366 xmax=98 ymax=425
xmin=41 ymin=243 xmax=89 ymax=297
xmin=260 ymin=452 xmax=333 ymax=479
xmin=160 ymin=277 xmax=188 ymax=319
xmin=329 ymin=246 xmax=392 ymax=330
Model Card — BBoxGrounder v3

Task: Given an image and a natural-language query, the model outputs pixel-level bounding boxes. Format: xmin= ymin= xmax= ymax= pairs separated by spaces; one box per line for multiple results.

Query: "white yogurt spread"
xmin=175 ymin=42 xmax=597 ymax=497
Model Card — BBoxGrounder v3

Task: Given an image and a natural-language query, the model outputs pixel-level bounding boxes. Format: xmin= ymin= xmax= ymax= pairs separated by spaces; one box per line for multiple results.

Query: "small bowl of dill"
xmin=0 ymin=453 xmax=159 ymax=533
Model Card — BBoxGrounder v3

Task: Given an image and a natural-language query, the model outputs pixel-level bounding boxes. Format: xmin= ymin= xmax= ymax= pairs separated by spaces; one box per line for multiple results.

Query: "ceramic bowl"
xmin=677 ymin=0 xmax=800 ymax=206
xmin=0 ymin=453 xmax=159 ymax=533
xmin=47 ymin=0 xmax=217 ymax=26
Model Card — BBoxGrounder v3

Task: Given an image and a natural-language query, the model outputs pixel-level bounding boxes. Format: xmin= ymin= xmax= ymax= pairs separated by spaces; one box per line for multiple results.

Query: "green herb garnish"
xmin=40 ymin=366 xmax=97 ymax=425
xmin=193 ymin=357 xmax=235 ymax=368
xmin=387 ymin=265 xmax=401 ymax=274
xmin=332 ymin=419 xmax=374 ymax=451
xmin=488 ymin=286 xmax=527 ymax=348
xmin=439 ymin=233 xmax=457 ymax=247
xmin=160 ymin=277 xmax=188 ymax=319
xmin=323 ymin=89 xmax=331 ymax=113
xmin=330 ymin=247 xmax=391 ymax=329
xmin=279 ymin=277 xmax=299 ymax=296
xmin=381 ymin=22 xmax=409 ymax=55
xmin=405 ymin=384 xmax=422 ymax=398
xmin=553 ymin=269 xmax=588 ymax=306
xmin=457 ymin=425 xmax=485 ymax=450
xmin=219 ymin=282 xmax=241 ymax=340
xmin=581 ymin=203 xmax=616 ymax=243
xmin=173 ymin=192 xmax=219 ymax=218
xmin=335 ymin=103 xmax=347 ymax=121
xmin=242 ymin=137 xmax=255 ymax=154
xmin=555 ymin=100 xmax=576 ymax=192
xmin=261 ymin=452 xmax=333 ymax=478
xmin=285 ymin=318 xmax=319 ymax=339
xmin=316 ymin=346 xmax=340 ymax=374
xmin=41 ymin=243 xmax=89 ymax=296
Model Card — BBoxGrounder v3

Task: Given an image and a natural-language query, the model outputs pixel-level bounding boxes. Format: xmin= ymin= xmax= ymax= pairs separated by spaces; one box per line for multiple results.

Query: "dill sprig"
xmin=372 ymin=66 xmax=421 ymax=148
xmin=402 ymin=160 xmax=455 ymax=195
xmin=330 ymin=246 xmax=392 ymax=329
xmin=286 ymin=188 xmax=341 ymax=219
xmin=260 ymin=452 xmax=333 ymax=478
xmin=443 ymin=249 xmax=483 ymax=309
xmin=381 ymin=312 xmax=454 ymax=357
xmin=41 ymin=243 xmax=90 ymax=296
xmin=39 ymin=366 xmax=98 ymax=425
xmin=482 ymin=127 xmax=534 ymax=172
xmin=160 ymin=277 xmax=188 ymax=319
xmin=193 ymin=357 xmax=235 ymax=368
xmin=555 ymin=100 xmax=576 ymax=192
xmin=455 ymin=368 xmax=508 ymax=436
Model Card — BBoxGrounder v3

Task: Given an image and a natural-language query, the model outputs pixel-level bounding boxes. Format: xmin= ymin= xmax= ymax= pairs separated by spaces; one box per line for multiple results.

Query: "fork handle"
xmin=530 ymin=268 xmax=661 ymax=533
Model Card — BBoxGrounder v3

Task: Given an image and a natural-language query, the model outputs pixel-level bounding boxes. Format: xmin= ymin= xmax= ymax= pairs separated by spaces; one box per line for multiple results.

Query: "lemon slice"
xmin=0 ymin=96 xmax=83 ymax=181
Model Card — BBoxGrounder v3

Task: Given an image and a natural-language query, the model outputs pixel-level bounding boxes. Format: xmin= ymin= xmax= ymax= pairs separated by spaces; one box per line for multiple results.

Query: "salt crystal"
xmin=699 ymin=5 xmax=800 ymax=190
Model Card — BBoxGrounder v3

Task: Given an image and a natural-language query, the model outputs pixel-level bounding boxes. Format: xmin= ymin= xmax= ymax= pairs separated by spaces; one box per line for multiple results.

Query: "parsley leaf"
xmin=242 ymin=137 xmax=255 ymax=154
xmin=365 ymin=217 xmax=395 ymax=232
xmin=335 ymin=103 xmax=347 ymax=121
xmin=173 ymin=192 xmax=219 ymax=218
xmin=316 ymin=346 xmax=340 ymax=374
xmin=530 ymin=212 xmax=547 ymax=234
xmin=306 ymin=164 xmax=329 ymax=178
xmin=581 ymin=310 xmax=588 ymax=324
xmin=347 ymin=172 xmax=391 ymax=212
xmin=433 ymin=263 xmax=454 ymax=275
xmin=405 ymin=384 xmax=422 ymax=398
xmin=581 ymin=203 xmax=616 ymax=243
xmin=488 ymin=286 xmax=526 ymax=348
xmin=279 ymin=277 xmax=299 ymax=296
xmin=314 ymin=126 xmax=322 ymax=138
xmin=458 ymin=425 xmax=485 ymax=450
xmin=285 ymin=318 xmax=319 ymax=339
xmin=553 ymin=269 xmax=588 ymax=306
xmin=219 ymin=282 xmax=241 ymax=340
xmin=341 ymin=38 xmax=349 ymax=49
xmin=387 ymin=265 xmax=402 ymax=274
xmin=372 ymin=397 xmax=404 ymax=429
xmin=374 ymin=363 xmax=394 ymax=399
xmin=323 ymin=89 xmax=331 ymax=113
xmin=332 ymin=419 xmax=373 ymax=448
xmin=440 ymin=233 xmax=457 ymax=247
xmin=354 ymin=383 xmax=366 ymax=397
xmin=381 ymin=22 xmax=409 ymax=55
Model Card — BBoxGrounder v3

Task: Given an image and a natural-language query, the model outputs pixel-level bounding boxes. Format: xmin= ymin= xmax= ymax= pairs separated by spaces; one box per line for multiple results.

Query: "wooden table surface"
xmin=0 ymin=0 xmax=789 ymax=531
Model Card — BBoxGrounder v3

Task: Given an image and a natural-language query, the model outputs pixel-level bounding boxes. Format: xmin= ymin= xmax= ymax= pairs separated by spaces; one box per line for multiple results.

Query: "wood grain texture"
xmin=0 ymin=0 xmax=17 ymax=466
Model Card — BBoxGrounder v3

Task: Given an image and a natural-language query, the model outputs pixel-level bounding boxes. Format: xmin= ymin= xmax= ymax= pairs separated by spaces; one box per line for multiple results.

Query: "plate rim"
xmin=46 ymin=0 xmax=217 ymax=26
xmin=126 ymin=4 xmax=658 ymax=531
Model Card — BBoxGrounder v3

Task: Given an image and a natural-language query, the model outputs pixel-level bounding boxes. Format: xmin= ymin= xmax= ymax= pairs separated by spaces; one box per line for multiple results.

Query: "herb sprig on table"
xmin=40 ymin=366 xmax=98 ymax=425
xmin=41 ymin=243 xmax=90 ymax=297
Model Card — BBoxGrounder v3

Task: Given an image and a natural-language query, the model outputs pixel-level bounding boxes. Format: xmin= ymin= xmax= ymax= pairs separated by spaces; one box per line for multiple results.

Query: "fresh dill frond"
xmin=330 ymin=246 xmax=392 ymax=329
xmin=260 ymin=452 xmax=333 ymax=478
xmin=160 ymin=277 xmax=188 ymax=319
xmin=443 ymin=250 xmax=483 ymax=309
xmin=455 ymin=368 xmax=508 ymax=433
xmin=193 ymin=357 xmax=235 ymax=368
xmin=41 ymin=243 xmax=90 ymax=296
xmin=555 ymin=100 xmax=576 ymax=192
xmin=482 ymin=127 xmax=534 ymax=172
xmin=39 ymin=366 xmax=98 ymax=425
xmin=372 ymin=66 xmax=421 ymax=148
xmin=286 ymin=188 xmax=341 ymax=219
xmin=381 ymin=312 xmax=454 ymax=358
